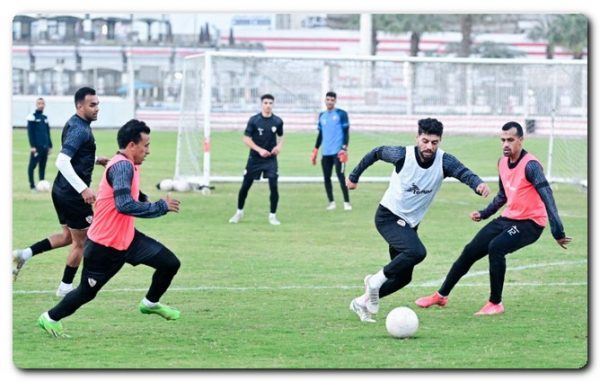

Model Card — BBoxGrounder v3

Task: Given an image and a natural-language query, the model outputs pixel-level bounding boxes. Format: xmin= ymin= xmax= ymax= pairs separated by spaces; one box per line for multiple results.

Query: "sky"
xmin=1 ymin=1 xmax=596 ymax=380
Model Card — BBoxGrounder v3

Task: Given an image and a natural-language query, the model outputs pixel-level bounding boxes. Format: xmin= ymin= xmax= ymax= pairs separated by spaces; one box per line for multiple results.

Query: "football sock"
xmin=61 ymin=265 xmax=78 ymax=284
xmin=369 ymin=269 xmax=387 ymax=288
xmin=142 ymin=297 xmax=158 ymax=308
xmin=20 ymin=248 xmax=33 ymax=261
xmin=31 ymin=238 xmax=52 ymax=256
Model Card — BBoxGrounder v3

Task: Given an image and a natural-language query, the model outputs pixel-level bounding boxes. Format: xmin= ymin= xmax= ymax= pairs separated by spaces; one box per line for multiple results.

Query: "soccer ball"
xmin=173 ymin=180 xmax=190 ymax=192
xmin=159 ymin=179 xmax=174 ymax=191
xmin=385 ymin=306 xmax=419 ymax=339
xmin=36 ymin=180 xmax=51 ymax=192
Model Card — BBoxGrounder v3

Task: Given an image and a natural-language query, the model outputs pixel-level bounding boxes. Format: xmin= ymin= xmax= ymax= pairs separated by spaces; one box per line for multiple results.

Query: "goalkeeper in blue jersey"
xmin=310 ymin=91 xmax=352 ymax=211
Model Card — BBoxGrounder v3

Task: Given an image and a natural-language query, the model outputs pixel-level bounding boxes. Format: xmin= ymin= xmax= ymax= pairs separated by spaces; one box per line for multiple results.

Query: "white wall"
xmin=12 ymin=95 xmax=135 ymax=128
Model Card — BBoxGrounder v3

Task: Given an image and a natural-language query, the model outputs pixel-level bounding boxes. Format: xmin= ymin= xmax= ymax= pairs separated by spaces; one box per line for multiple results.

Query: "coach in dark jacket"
xmin=27 ymin=97 xmax=53 ymax=190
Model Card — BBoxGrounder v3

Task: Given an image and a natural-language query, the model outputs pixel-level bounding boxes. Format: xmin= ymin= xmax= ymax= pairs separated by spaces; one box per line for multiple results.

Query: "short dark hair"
xmin=117 ymin=119 xmax=151 ymax=149
xmin=261 ymin=94 xmax=274 ymax=101
xmin=501 ymin=121 xmax=524 ymax=137
xmin=418 ymin=118 xmax=444 ymax=137
xmin=74 ymin=87 xmax=96 ymax=106
xmin=326 ymin=91 xmax=337 ymax=99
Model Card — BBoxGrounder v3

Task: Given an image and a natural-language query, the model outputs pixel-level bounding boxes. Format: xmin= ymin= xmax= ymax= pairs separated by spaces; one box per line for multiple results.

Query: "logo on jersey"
xmin=86 ymin=215 xmax=93 ymax=224
xmin=257 ymin=128 xmax=264 ymax=136
xmin=271 ymin=126 xmax=277 ymax=133
xmin=88 ymin=277 xmax=97 ymax=287
xmin=405 ymin=183 xmax=433 ymax=195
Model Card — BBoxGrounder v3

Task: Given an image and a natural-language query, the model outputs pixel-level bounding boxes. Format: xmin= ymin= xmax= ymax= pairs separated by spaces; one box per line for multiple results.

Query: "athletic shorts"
xmin=51 ymin=189 xmax=94 ymax=230
xmin=81 ymin=230 xmax=166 ymax=287
xmin=244 ymin=157 xmax=278 ymax=180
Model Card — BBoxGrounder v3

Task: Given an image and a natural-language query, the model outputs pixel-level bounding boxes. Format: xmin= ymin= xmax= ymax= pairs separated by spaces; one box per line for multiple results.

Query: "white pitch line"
xmin=12 ymin=259 xmax=587 ymax=295
xmin=419 ymin=259 xmax=588 ymax=287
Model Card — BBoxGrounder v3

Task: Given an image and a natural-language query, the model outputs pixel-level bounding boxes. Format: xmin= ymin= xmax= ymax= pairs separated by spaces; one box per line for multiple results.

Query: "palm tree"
xmin=553 ymin=14 xmax=588 ymax=59
xmin=374 ymin=14 xmax=444 ymax=56
xmin=527 ymin=15 xmax=560 ymax=59
xmin=527 ymin=14 xmax=587 ymax=59
xmin=458 ymin=14 xmax=473 ymax=57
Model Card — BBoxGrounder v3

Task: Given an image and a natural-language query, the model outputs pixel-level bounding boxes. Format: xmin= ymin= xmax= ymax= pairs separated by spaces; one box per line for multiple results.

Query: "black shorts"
xmin=244 ymin=157 xmax=278 ymax=180
xmin=52 ymin=189 xmax=94 ymax=230
xmin=81 ymin=230 xmax=166 ymax=289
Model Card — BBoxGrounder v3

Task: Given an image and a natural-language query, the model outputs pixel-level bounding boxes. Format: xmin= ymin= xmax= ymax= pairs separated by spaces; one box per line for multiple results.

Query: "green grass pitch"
xmin=12 ymin=128 xmax=587 ymax=369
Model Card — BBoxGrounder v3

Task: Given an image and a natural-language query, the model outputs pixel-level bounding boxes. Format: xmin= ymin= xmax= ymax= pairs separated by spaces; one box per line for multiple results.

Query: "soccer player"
xmin=347 ymin=118 xmax=491 ymax=323
xmin=26 ymin=97 xmax=52 ymax=191
xmin=415 ymin=121 xmax=572 ymax=315
xmin=12 ymin=87 xmax=109 ymax=297
xmin=37 ymin=119 xmax=182 ymax=337
xmin=229 ymin=94 xmax=284 ymax=225
xmin=310 ymin=91 xmax=352 ymax=211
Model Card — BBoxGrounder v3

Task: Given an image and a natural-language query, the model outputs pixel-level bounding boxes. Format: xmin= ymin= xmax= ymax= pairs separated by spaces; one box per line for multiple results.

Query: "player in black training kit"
xmin=229 ymin=94 xmax=284 ymax=225
xmin=12 ymin=87 xmax=109 ymax=297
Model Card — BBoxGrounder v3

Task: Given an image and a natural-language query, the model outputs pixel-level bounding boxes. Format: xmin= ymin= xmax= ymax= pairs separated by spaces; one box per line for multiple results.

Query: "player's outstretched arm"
xmin=348 ymin=145 xmax=405 ymax=186
xmin=556 ymin=236 xmax=572 ymax=249
xmin=163 ymin=193 xmax=180 ymax=213
xmin=470 ymin=211 xmax=482 ymax=222
xmin=346 ymin=178 xmax=357 ymax=190
xmin=95 ymin=156 xmax=109 ymax=166
xmin=476 ymin=183 xmax=490 ymax=198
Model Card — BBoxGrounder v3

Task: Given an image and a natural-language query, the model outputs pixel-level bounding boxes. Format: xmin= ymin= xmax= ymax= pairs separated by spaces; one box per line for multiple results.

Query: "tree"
xmin=228 ymin=27 xmax=235 ymax=46
xmin=527 ymin=14 xmax=587 ymax=59
xmin=527 ymin=15 xmax=560 ymax=59
xmin=458 ymin=14 xmax=473 ymax=58
xmin=374 ymin=14 xmax=444 ymax=56
xmin=553 ymin=14 xmax=587 ymax=59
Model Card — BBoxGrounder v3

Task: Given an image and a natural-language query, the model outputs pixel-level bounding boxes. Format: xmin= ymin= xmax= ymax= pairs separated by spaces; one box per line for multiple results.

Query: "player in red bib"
xmin=416 ymin=121 xmax=572 ymax=315
xmin=37 ymin=119 xmax=182 ymax=337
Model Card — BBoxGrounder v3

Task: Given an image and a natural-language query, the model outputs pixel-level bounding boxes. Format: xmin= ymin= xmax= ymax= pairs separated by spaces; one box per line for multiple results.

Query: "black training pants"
xmin=374 ymin=205 xmax=427 ymax=299
xmin=439 ymin=217 xmax=544 ymax=303
xmin=321 ymin=154 xmax=349 ymax=203
xmin=28 ymin=147 xmax=49 ymax=189
xmin=48 ymin=231 xmax=180 ymax=321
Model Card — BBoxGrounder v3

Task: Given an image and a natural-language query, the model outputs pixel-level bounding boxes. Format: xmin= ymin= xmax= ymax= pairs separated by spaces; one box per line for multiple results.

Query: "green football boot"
xmin=139 ymin=302 xmax=180 ymax=321
xmin=37 ymin=313 xmax=69 ymax=338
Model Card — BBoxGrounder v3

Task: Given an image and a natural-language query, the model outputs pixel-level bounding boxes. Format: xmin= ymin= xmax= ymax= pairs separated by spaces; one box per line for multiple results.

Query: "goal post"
xmin=174 ymin=53 xmax=212 ymax=188
xmin=174 ymin=51 xmax=587 ymax=187
xmin=543 ymin=64 xmax=588 ymax=188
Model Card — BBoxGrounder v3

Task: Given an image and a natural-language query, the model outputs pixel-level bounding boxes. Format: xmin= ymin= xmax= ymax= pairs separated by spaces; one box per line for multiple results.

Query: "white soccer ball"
xmin=385 ymin=306 xmax=419 ymax=339
xmin=173 ymin=180 xmax=190 ymax=192
xmin=36 ymin=180 xmax=51 ymax=192
xmin=159 ymin=179 xmax=174 ymax=191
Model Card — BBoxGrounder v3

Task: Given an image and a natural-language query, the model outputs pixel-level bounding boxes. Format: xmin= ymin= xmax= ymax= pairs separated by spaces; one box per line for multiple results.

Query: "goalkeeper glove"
xmin=337 ymin=149 xmax=348 ymax=164
xmin=310 ymin=148 xmax=318 ymax=165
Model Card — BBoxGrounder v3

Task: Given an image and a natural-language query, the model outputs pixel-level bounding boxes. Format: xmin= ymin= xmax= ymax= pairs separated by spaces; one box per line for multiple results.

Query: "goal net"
xmin=175 ymin=52 xmax=587 ymax=187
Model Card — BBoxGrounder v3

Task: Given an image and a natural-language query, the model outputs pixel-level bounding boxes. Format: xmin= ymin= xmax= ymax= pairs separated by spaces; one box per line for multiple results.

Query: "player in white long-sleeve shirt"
xmin=346 ymin=118 xmax=491 ymax=323
xmin=12 ymin=87 xmax=109 ymax=297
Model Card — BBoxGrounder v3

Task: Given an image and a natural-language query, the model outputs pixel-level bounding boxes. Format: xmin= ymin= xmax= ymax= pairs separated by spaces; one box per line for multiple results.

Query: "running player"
xmin=37 ymin=119 xmax=181 ymax=337
xmin=347 ymin=118 xmax=490 ymax=323
xmin=13 ymin=87 xmax=109 ymax=297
